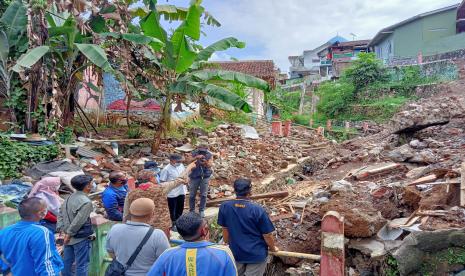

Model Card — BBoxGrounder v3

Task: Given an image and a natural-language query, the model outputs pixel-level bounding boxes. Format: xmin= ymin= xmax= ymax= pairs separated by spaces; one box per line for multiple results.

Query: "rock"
xmin=321 ymin=196 xmax=386 ymax=238
xmin=280 ymin=161 xmax=289 ymax=169
xmin=388 ymin=144 xmax=414 ymax=162
xmin=409 ymin=149 xmax=438 ymax=164
xmin=409 ymin=139 xmax=427 ymax=149
xmin=406 ymin=166 xmax=428 ymax=179
xmin=330 ymin=180 xmax=353 ymax=193
xmin=403 ymin=186 xmax=422 ymax=209
xmin=349 ymin=239 xmax=387 ymax=258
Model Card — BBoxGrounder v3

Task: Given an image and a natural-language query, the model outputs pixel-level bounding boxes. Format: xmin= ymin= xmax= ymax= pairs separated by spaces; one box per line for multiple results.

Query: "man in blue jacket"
xmin=0 ymin=197 xmax=63 ymax=275
xmin=148 ymin=212 xmax=237 ymax=276
xmin=102 ymin=171 xmax=128 ymax=221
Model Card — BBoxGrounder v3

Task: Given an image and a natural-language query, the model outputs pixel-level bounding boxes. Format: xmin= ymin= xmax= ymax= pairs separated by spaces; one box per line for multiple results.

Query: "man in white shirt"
xmin=159 ymin=154 xmax=186 ymax=231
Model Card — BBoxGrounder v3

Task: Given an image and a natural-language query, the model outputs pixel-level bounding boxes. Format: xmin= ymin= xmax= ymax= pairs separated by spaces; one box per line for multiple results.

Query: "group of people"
xmin=0 ymin=144 xmax=278 ymax=276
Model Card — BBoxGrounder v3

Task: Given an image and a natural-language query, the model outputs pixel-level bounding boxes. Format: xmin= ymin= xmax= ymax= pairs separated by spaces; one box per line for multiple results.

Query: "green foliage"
xmin=127 ymin=124 xmax=143 ymax=139
xmin=344 ymin=52 xmax=389 ymax=92
xmin=58 ymin=127 xmax=75 ymax=144
xmin=384 ymin=255 xmax=400 ymax=276
xmin=183 ymin=117 xmax=220 ymax=133
xmin=316 ymin=81 xmax=355 ymax=118
xmin=224 ymin=111 xmax=251 ymax=125
xmin=0 ymin=136 xmax=60 ymax=179
xmin=292 ymin=114 xmax=311 ymax=126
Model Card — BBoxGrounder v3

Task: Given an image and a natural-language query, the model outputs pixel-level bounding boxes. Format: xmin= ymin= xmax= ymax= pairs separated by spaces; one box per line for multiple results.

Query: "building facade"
xmin=370 ymin=3 xmax=465 ymax=64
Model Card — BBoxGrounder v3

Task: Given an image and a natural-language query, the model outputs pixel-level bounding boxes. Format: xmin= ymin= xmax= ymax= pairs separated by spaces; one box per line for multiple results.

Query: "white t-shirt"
xmin=159 ymin=163 xmax=187 ymax=198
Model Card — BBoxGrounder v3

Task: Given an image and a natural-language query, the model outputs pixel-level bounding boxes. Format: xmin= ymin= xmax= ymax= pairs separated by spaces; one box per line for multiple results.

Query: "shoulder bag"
xmin=105 ymin=227 xmax=154 ymax=276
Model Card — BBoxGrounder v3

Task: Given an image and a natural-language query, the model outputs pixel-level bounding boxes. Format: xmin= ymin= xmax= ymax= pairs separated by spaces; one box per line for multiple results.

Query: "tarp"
xmin=25 ymin=160 xmax=82 ymax=180
xmin=0 ymin=181 xmax=32 ymax=208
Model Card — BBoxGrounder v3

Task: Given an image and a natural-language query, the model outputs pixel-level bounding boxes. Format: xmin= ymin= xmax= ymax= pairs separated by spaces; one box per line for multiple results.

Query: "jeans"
xmin=167 ymin=195 xmax=185 ymax=224
xmin=236 ymin=261 xmax=268 ymax=276
xmin=189 ymin=177 xmax=209 ymax=212
xmin=63 ymin=239 xmax=91 ymax=276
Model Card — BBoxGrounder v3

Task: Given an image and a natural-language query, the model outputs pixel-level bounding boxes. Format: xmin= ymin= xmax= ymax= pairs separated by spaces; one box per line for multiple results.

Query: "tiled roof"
xmin=209 ymin=60 xmax=276 ymax=78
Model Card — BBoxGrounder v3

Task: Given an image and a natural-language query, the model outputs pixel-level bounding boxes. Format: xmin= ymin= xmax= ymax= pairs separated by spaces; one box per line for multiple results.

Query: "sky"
xmin=163 ymin=0 xmax=460 ymax=73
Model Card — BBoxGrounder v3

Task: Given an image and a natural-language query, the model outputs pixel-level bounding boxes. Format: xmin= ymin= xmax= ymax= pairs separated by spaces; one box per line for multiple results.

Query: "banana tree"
xmin=139 ymin=0 xmax=270 ymax=153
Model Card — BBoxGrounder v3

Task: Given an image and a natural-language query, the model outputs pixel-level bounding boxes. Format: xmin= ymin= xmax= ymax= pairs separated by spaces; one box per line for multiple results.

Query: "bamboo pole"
xmin=461 ymin=162 xmax=465 ymax=207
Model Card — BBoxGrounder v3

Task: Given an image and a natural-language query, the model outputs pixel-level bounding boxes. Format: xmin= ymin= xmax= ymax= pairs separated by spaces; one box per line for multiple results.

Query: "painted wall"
xmin=395 ymin=9 xmax=457 ymax=57
xmin=374 ymin=34 xmax=394 ymax=63
xmin=375 ymin=9 xmax=460 ymax=60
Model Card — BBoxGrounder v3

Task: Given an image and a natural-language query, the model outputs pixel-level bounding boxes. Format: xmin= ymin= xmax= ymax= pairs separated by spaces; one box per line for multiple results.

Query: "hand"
xmin=269 ymin=246 xmax=279 ymax=252
xmin=195 ymin=155 xmax=204 ymax=160
xmin=63 ymin=234 xmax=71 ymax=245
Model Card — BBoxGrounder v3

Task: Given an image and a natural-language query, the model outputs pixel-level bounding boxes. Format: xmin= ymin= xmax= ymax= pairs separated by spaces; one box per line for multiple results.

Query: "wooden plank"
xmin=461 ymin=162 xmax=465 ymax=207
xmin=206 ymin=191 xmax=289 ymax=207
xmin=408 ymin=174 xmax=438 ymax=186
xmin=270 ymin=250 xmax=320 ymax=261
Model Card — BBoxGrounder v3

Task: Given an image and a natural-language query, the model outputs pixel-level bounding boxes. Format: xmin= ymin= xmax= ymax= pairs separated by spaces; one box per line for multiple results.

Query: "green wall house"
xmin=369 ymin=2 xmax=465 ymax=63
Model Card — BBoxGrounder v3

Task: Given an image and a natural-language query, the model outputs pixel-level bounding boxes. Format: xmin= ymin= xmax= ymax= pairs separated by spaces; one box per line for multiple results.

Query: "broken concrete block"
xmin=409 ymin=139 xmax=427 ymax=149
xmin=409 ymin=149 xmax=438 ymax=164
xmin=349 ymin=239 xmax=386 ymax=258
xmin=388 ymin=144 xmax=414 ymax=162
xmin=406 ymin=166 xmax=428 ymax=179
xmin=330 ymin=180 xmax=353 ymax=193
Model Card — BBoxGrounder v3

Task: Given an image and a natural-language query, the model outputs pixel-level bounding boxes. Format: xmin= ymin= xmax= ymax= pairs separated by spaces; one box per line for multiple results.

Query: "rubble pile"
xmin=259 ymin=84 xmax=465 ymax=274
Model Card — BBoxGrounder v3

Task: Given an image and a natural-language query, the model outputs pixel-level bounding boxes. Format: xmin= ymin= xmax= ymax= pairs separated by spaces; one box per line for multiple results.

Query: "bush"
xmin=292 ymin=114 xmax=311 ymax=126
xmin=344 ymin=52 xmax=389 ymax=92
xmin=316 ymin=81 xmax=355 ymax=118
xmin=127 ymin=125 xmax=142 ymax=139
xmin=0 ymin=137 xmax=60 ymax=179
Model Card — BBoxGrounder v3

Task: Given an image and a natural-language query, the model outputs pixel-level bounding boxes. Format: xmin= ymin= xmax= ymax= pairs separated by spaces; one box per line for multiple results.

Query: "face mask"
xmin=38 ymin=210 xmax=47 ymax=220
xmin=173 ymin=163 xmax=181 ymax=167
xmin=121 ymin=179 xmax=128 ymax=186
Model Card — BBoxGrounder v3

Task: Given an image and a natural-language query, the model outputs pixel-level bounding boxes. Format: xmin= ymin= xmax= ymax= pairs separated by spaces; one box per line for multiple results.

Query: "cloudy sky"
xmin=165 ymin=0 xmax=460 ymax=72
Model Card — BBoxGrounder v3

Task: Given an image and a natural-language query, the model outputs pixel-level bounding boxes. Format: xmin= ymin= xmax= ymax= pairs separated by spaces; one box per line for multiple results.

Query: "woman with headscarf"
xmin=28 ymin=177 xmax=63 ymax=232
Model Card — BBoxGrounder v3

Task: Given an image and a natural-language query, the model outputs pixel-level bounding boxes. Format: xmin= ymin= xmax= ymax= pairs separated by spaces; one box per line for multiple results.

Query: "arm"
xmin=105 ymin=229 xmax=116 ymax=260
xmin=222 ymin=227 xmax=229 ymax=244
xmin=103 ymin=192 xmax=123 ymax=221
xmin=66 ymin=202 xmax=93 ymax=236
xmin=122 ymin=196 xmax=130 ymax=223
xmin=30 ymin=229 xmax=61 ymax=276
xmin=154 ymin=231 xmax=170 ymax=259
xmin=161 ymin=178 xmax=184 ymax=195
xmin=263 ymin=233 xmax=278 ymax=252
xmin=159 ymin=168 xmax=169 ymax=183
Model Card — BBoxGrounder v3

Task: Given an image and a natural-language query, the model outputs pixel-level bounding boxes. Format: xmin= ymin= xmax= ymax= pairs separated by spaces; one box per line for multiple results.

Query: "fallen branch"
xmin=270 ymin=250 xmax=320 ymax=261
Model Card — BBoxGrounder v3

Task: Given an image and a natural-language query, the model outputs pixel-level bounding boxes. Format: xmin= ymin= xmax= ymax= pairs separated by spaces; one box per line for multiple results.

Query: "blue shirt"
xmin=147 ymin=241 xmax=237 ymax=276
xmin=218 ymin=199 xmax=275 ymax=263
xmin=0 ymin=221 xmax=63 ymax=276
xmin=102 ymin=184 xmax=128 ymax=221
xmin=189 ymin=150 xmax=213 ymax=179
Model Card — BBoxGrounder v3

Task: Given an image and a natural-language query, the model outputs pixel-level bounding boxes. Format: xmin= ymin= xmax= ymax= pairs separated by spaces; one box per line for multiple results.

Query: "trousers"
xmin=189 ymin=177 xmax=209 ymax=212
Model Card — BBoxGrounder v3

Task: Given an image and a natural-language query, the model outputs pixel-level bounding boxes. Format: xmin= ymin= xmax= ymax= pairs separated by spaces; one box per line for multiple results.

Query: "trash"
xmin=0 ymin=181 xmax=32 ymax=208
xmin=238 ymin=125 xmax=260 ymax=139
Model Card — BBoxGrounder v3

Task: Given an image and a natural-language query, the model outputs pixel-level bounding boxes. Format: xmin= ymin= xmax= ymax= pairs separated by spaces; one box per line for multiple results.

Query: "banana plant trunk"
xmin=151 ymin=93 xmax=172 ymax=154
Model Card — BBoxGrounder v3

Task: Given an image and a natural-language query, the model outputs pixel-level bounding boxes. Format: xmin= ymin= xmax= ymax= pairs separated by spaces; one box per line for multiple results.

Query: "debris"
xmin=408 ymin=174 xmax=437 ymax=186
xmin=329 ymin=180 xmax=353 ymax=193
xmin=206 ymin=191 xmax=289 ymax=207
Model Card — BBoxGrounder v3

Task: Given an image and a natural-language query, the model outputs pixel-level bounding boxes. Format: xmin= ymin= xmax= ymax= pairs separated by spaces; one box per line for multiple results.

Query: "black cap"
xmin=169 ymin=154 xmax=183 ymax=161
xmin=233 ymin=178 xmax=252 ymax=196
xmin=144 ymin=161 xmax=158 ymax=169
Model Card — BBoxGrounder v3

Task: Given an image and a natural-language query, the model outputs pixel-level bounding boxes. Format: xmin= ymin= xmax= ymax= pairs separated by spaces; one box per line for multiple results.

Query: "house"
xmin=327 ymin=40 xmax=371 ymax=77
xmin=210 ymin=60 xmax=278 ymax=117
xmin=288 ymin=35 xmax=347 ymax=79
xmin=369 ymin=2 xmax=465 ymax=64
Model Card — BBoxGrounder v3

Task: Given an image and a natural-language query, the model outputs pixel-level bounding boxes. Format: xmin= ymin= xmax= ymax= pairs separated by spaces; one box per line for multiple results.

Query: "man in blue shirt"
xmin=148 ymin=212 xmax=237 ymax=276
xmin=0 ymin=197 xmax=63 ymax=275
xmin=218 ymin=178 xmax=278 ymax=276
xmin=189 ymin=145 xmax=213 ymax=218
xmin=102 ymin=171 xmax=128 ymax=221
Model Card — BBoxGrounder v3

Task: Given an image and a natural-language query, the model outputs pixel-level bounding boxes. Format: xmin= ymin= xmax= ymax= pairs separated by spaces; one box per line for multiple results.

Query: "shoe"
xmin=200 ymin=211 xmax=205 ymax=218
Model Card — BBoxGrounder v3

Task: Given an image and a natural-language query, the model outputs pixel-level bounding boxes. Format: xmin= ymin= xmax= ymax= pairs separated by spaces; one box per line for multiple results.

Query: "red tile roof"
xmin=335 ymin=40 xmax=371 ymax=47
xmin=209 ymin=60 xmax=277 ymax=79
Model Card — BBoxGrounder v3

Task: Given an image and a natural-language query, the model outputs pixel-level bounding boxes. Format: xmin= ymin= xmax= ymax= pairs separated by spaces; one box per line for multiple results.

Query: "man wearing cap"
xmin=147 ymin=212 xmax=237 ymax=276
xmin=189 ymin=144 xmax=214 ymax=218
xmin=218 ymin=178 xmax=278 ymax=276
xmin=144 ymin=161 xmax=161 ymax=184
xmin=159 ymin=154 xmax=186 ymax=230
xmin=106 ymin=198 xmax=170 ymax=276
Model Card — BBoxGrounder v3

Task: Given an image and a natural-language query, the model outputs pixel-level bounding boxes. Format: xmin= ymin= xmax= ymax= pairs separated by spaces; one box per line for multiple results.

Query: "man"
xmin=102 ymin=171 xmax=128 ymax=221
xmin=218 ymin=178 xmax=278 ymax=276
xmin=57 ymin=174 xmax=95 ymax=276
xmin=147 ymin=212 xmax=237 ymax=276
xmin=0 ymin=197 xmax=63 ymax=275
xmin=144 ymin=160 xmax=161 ymax=184
xmin=189 ymin=144 xmax=213 ymax=218
xmin=106 ymin=198 xmax=170 ymax=276
xmin=159 ymin=154 xmax=186 ymax=229
xmin=122 ymin=162 xmax=195 ymax=236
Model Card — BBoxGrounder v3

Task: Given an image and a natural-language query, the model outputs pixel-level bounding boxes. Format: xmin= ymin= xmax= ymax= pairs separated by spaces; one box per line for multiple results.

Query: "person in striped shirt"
xmin=147 ymin=212 xmax=237 ymax=276
xmin=0 ymin=197 xmax=63 ymax=276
